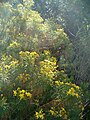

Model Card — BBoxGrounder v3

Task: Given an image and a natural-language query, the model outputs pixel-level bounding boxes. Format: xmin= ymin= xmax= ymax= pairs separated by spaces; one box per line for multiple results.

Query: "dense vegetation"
xmin=0 ymin=0 xmax=90 ymax=119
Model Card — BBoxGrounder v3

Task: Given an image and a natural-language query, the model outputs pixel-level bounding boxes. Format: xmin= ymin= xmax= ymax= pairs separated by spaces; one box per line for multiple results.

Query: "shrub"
xmin=0 ymin=50 xmax=83 ymax=119
xmin=0 ymin=0 xmax=71 ymax=58
xmin=0 ymin=0 xmax=83 ymax=119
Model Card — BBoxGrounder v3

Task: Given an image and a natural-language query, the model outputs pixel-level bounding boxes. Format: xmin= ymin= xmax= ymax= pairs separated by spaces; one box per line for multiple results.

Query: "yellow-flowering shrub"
xmin=40 ymin=59 xmax=57 ymax=80
xmin=0 ymin=50 xmax=83 ymax=120
xmin=0 ymin=0 xmax=71 ymax=61
xmin=0 ymin=0 xmax=83 ymax=119
xmin=13 ymin=88 xmax=32 ymax=100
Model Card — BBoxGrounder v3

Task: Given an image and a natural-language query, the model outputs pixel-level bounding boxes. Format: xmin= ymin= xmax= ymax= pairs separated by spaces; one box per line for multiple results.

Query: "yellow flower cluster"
xmin=5 ymin=65 xmax=11 ymax=69
xmin=19 ymin=51 xmax=30 ymax=57
xmin=13 ymin=88 xmax=32 ymax=100
xmin=44 ymin=50 xmax=50 ymax=56
xmin=54 ymin=81 xmax=80 ymax=90
xmin=19 ymin=51 xmax=39 ymax=64
xmin=49 ymin=107 xmax=58 ymax=116
xmin=55 ymin=81 xmax=64 ymax=86
xmin=30 ymin=52 xmax=39 ymax=64
xmin=65 ymin=82 xmax=80 ymax=90
xmin=30 ymin=51 xmax=39 ymax=59
xmin=35 ymin=109 xmax=45 ymax=120
xmin=9 ymin=41 xmax=20 ymax=48
xmin=40 ymin=58 xmax=57 ymax=80
xmin=10 ymin=60 xmax=19 ymax=67
xmin=54 ymin=81 xmax=80 ymax=99
xmin=49 ymin=107 xmax=67 ymax=119
xmin=19 ymin=51 xmax=39 ymax=58
xmin=60 ymin=107 xmax=67 ymax=119
xmin=67 ymin=87 xmax=79 ymax=98
xmin=5 ymin=60 xmax=19 ymax=70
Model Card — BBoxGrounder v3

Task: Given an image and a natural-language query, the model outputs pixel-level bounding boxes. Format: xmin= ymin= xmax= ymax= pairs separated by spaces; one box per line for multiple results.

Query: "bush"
xmin=0 ymin=50 xmax=83 ymax=119
xmin=0 ymin=0 xmax=83 ymax=119
xmin=0 ymin=0 xmax=71 ymax=58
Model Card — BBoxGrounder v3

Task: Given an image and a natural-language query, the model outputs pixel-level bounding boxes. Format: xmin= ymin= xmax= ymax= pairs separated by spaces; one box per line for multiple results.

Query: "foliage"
xmin=32 ymin=0 xmax=90 ymax=82
xmin=1 ymin=0 xmax=90 ymax=83
xmin=0 ymin=0 xmax=85 ymax=120
xmin=0 ymin=50 xmax=83 ymax=119
xmin=73 ymin=25 xmax=90 ymax=82
xmin=0 ymin=0 xmax=70 ymax=57
xmin=0 ymin=0 xmax=73 ymax=79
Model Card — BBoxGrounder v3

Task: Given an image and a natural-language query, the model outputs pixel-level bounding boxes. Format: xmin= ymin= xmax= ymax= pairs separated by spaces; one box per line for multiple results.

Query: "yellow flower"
xmin=25 ymin=92 xmax=32 ymax=98
xmin=67 ymin=87 xmax=79 ymax=98
xmin=60 ymin=82 xmax=64 ymax=85
xmin=75 ymin=93 xmax=79 ymax=98
xmin=36 ymin=112 xmax=39 ymax=119
xmin=25 ymin=51 xmax=30 ymax=55
xmin=50 ymin=110 xmax=56 ymax=116
xmin=55 ymin=81 xmax=64 ymax=86
xmin=13 ymin=90 xmax=17 ymax=96
xmin=44 ymin=50 xmax=50 ymax=56
xmin=39 ymin=114 xmax=44 ymax=120
xmin=35 ymin=109 xmax=45 ymax=120
xmin=30 ymin=52 xmax=39 ymax=58
xmin=17 ymin=87 xmax=20 ymax=91
xmin=67 ymin=87 xmax=75 ymax=96
xmin=9 ymin=41 xmax=20 ymax=48
xmin=70 ymin=88 xmax=75 ymax=94
xmin=60 ymin=107 xmax=66 ymax=117
xmin=75 ymin=86 xmax=80 ymax=90
xmin=10 ymin=60 xmax=18 ymax=68
xmin=65 ymin=82 xmax=70 ymax=86
xmin=19 ymin=51 xmax=30 ymax=57
xmin=5 ymin=65 xmax=10 ymax=69
xmin=20 ymin=89 xmax=25 ymax=93
xmin=55 ymin=81 xmax=60 ymax=85
xmin=40 ymin=59 xmax=57 ymax=79
xmin=19 ymin=93 xmax=25 ymax=100
xmin=19 ymin=51 xmax=23 ymax=55
xmin=49 ymin=107 xmax=58 ymax=116
xmin=72 ymin=83 xmax=80 ymax=90
xmin=60 ymin=70 xmax=64 ymax=73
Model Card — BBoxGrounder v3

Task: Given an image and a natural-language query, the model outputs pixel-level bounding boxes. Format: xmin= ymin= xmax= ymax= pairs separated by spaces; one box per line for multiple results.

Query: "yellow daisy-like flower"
xmin=75 ymin=86 xmax=80 ymax=90
xmin=30 ymin=52 xmax=39 ymax=58
xmin=55 ymin=81 xmax=64 ymax=86
xmin=35 ymin=112 xmax=39 ymax=119
xmin=19 ymin=93 xmax=25 ymax=100
xmin=19 ymin=89 xmax=25 ymax=94
xmin=13 ymin=90 xmax=17 ymax=96
xmin=25 ymin=92 xmax=32 ymax=98
xmin=44 ymin=50 xmax=50 ymax=56
xmin=55 ymin=81 xmax=60 ymax=86
xmin=67 ymin=87 xmax=75 ymax=96
xmin=75 ymin=93 xmax=79 ymax=98
xmin=50 ymin=109 xmax=57 ymax=116
xmin=21 ymin=90 xmax=25 ymax=93
xmin=60 ymin=107 xmax=66 ymax=117
xmin=17 ymin=87 xmax=20 ymax=91
xmin=35 ymin=109 xmax=45 ymax=120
